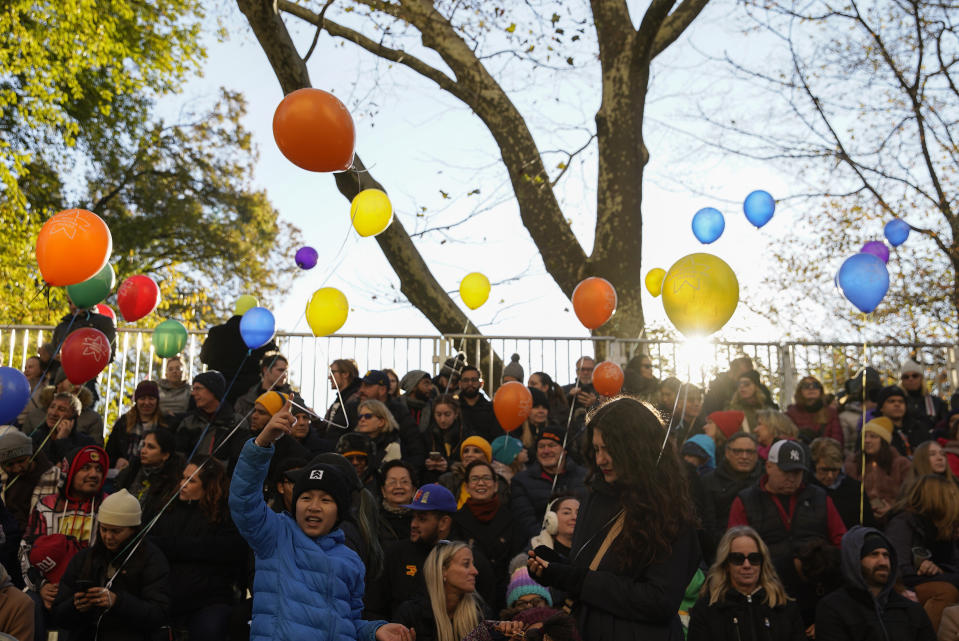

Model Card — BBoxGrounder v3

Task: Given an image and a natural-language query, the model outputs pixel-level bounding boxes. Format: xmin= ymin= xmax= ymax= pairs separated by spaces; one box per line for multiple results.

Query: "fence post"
xmin=780 ymin=343 xmax=796 ymax=409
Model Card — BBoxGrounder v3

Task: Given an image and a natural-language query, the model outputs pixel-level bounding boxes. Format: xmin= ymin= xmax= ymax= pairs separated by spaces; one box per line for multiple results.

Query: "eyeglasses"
xmin=468 ymin=475 xmax=494 ymax=484
xmin=799 ymin=382 xmax=822 ymax=390
xmin=728 ymin=447 xmax=757 ymax=457
xmin=384 ymin=479 xmax=411 ymax=487
xmin=902 ymin=373 xmax=921 ymax=380
xmin=460 ymin=377 xmax=480 ymax=384
xmin=514 ymin=595 xmax=547 ymax=609
xmin=357 ymin=413 xmax=376 ymax=420
xmin=728 ymin=552 xmax=763 ymax=566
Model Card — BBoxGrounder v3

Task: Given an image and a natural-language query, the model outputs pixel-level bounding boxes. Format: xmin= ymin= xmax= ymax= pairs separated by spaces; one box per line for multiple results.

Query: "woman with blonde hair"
xmin=903 ymin=440 xmax=959 ymax=491
xmin=753 ymin=410 xmax=799 ymax=460
xmin=355 ymin=398 xmax=402 ymax=471
xmin=394 ymin=540 xmax=521 ymax=641
xmin=688 ymin=526 xmax=804 ymax=640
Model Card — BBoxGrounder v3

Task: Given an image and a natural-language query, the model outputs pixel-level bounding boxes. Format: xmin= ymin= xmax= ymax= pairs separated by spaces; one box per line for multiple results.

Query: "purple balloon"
xmin=295 ymin=246 xmax=318 ymax=270
xmin=860 ymin=241 xmax=890 ymax=264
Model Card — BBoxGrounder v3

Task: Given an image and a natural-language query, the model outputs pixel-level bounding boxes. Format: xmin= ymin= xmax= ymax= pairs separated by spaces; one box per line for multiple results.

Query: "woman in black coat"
xmin=528 ymin=397 xmax=701 ymax=641
xmin=53 ymin=489 xmax=170 ymax=641
xmin=114 ymin=428 xmax=183 ymax=522
xmin=451 ymin=460 xmax=526 ymax=611
xmin=149 ymin=456 xmax=246 ymax=640
xmin=687 ymin=526 xmax=805 ymax=641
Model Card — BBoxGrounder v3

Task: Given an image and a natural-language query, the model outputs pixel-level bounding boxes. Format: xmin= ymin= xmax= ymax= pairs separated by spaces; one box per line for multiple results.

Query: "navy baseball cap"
xmin=402 ymin=483 xmax=457 ymax=513
xmin=361 ymin=370 xmax=390 ymax=387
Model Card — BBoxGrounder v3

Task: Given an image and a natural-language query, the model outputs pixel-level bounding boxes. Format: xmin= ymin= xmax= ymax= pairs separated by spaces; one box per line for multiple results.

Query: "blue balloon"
xmin=0 ymin=366 xmax=30 ymax=424
xmin=691 ymin=207 xmax=725 ymax=244
xmin=743 ymin=190 xmax=775 ymax=228
xmin=837 ymin=253 xmax=889 ymax=314
xmin=884 ymin=219 xmax=910 ymax=247
xmin=239 ymin=306 xmax=276 ymax=349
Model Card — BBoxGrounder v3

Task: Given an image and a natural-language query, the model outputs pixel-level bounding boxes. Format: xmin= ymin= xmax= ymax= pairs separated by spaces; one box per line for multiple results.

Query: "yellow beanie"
xmin=863 ymin=417 xmax=893 ymax=444
xmin=255 ymin=391 xmax=289 ymax=416
xmin=460 ymin=436 xmax=492 ymax=463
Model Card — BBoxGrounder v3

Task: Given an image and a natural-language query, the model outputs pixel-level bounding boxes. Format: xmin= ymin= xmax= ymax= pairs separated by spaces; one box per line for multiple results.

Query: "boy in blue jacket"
xmin=230 ymin=398 xmax=414 ymax=641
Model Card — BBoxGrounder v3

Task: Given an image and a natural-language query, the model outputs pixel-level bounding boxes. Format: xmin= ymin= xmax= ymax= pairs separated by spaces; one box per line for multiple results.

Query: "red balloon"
xmin=117 ymin=275 xmax=160 ymax=322
xmin=60 ymin=328 xmax=111 ymax=384
xmin=93 ymin=303 xmax=116 ymax=324
xmin=493 ymin=381 xmax=533 ymax=432
xmin=273 ymin=88 xmax=356 ymax=172
xmin=592 ymin=361 xmax=624 ymax=397
xmin=571 ymin=277 xmax=617 ymax=330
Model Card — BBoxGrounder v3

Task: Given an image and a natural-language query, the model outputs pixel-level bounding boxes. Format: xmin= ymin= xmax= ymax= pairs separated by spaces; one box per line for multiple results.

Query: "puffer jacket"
xmin=687 ymin=587 xmax=806 ymax=641
xmin=229 ymin=438 xmax=386 ymax=641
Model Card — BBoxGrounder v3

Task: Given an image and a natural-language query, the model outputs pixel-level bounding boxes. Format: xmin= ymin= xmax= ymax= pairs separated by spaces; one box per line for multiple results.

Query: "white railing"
xmin=1 ymin=325 xmax=955 ymax=429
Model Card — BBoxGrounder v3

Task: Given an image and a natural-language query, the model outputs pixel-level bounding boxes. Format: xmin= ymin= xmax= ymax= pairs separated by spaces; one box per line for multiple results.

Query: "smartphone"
xmin=74 ymin=579 xmax=96 ymax=592
xmin=428 ymin=451 xmax=443 ymax=461
xmin=533 ymin=545 xmax=563 ymax=564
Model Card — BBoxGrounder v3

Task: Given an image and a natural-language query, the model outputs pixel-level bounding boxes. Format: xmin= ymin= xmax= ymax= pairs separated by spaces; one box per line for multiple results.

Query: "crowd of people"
xmin=0 ymin=307 xmax=958 ymax=640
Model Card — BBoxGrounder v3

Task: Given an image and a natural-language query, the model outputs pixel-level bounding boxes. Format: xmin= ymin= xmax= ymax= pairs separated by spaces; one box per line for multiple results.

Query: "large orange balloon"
xmin=273 ymin=88 xmax=355 ymax=172
xmin=592 ymin=361 xmax=624 ymax=397
xmin=571 ymin=277 xmax=617 ymax=330
xmin=35 ymin=209 xmax=112 ymax=286
xmin=493 ymin=381 xmax=533 ymax=432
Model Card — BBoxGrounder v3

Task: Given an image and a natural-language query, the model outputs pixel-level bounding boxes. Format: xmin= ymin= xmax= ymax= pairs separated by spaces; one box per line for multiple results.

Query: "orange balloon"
xmin=273 ymin=88 xmax=356 ymax=172
xmin=35 ymin=209 xmax=112 ymax=286
xmin=493 ymin=381 xmax=533 ymax=432
xmin=571 ymin=277 xmax=617 ymax=330
xmin=592 ymin=361 xmax=624 ymax=397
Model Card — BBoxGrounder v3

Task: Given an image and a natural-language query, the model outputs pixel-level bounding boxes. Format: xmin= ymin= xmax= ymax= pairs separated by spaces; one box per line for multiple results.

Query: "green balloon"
xmin=66 ymin=263 xmax=116 ymax=308
xmin=152 ymin=319 xmax=188 ymax=358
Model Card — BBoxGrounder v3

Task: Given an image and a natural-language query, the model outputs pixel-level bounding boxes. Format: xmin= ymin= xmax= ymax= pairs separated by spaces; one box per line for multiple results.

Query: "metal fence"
xmin=2 ymin=325 xmax=955 ymax=430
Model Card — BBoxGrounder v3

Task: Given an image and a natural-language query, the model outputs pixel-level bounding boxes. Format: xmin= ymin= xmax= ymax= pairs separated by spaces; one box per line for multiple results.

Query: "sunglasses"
xmin=902 ymin=373 xmax=921 ymax=379
xmin=357 ymin=413 xmax=376 ymax=420
xmin=728 ymin=552 xmax=763 ymax=566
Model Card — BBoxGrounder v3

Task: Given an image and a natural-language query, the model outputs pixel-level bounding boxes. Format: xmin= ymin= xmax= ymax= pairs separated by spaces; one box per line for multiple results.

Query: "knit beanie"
xmin=506 ymin=567 xmax=553 ymax=608
xmin=291 ymin=463 xmax=351 ymax=526
xmin=708 ymin=411 xmax=746 ymax=438
xmin=739 ymin=370 xmax=762 ymax=387
xmin=863 ymin=417 xmax=893 ymax=444
xmin=400 ymin=370 xmax=430 ymax=393
xmin=336 ymin=432 xmax=375 ymax=459
xmin=528 ymin=387 xmax=549 ymax=409
xmin=134 ymin=380 xmax=159 ymax=400
xmin=98 ymin=489 xmax=142 ymax=527
xmin=193 ymin=370 xmax=226 ymax=401
xmin=861 ymin=532 xmax=888 ymax=558
xmin=255 ymin=391 xmax=289 ymax=416
xmin=503 ymin=354 xmax=524 ymax=382
xmin=900 ymin=360 xmax=923 ymax=377
xmin=460 ymin=436 xmax=492 ymax=463
xmin=537 ymin=427 xmax=566 ymax=447
xmin=875 ymin=385 xmax=906 ymax=410
xmin=0 ymin=429 xmax=33 ymax=463
xmin=491 ymin=435 xmax=524 ymax=464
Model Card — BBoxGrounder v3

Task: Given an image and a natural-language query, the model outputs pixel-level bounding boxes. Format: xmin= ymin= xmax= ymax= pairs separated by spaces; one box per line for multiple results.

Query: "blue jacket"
xmin=229 ymin=438 xmax=384 ymax=641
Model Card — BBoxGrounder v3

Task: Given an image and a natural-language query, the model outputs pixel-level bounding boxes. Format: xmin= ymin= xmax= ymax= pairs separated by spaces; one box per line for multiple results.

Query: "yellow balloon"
xmin=306 ymin=287 xmax=349 ymax=337
xmin=645 ymin=268 xmax=666 ymax=297
xmin=234 ymin=294 xmax=258 ymax=317
xmin=661 ymin=253 xmax=739 ymax=337
xmin=350 ymin=189 xmax=393 ymax=237
xmin=459 ymin=272 xmax=491 ymax=310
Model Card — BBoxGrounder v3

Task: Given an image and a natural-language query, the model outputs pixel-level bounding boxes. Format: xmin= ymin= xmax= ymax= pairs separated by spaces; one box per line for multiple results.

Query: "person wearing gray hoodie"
xmin=815 ymin=526 xmax=935 ymax=641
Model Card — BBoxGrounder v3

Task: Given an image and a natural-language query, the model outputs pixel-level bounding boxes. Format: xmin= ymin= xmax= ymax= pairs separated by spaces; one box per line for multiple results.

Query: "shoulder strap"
xmin=588 ymin=509 xmax=626 ymax=571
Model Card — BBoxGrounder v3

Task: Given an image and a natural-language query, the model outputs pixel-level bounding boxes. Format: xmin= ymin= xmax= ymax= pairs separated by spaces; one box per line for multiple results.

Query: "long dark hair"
xmin=584 ymin=397 xmax=696 ymax=570
xmin=185 ymin=456 xmax=229 ymax=524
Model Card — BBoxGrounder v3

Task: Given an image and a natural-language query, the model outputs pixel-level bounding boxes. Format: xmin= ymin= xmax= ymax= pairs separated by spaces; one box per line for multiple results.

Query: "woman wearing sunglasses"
xmin=687 ymin=526 xmax=805 ymax=641
xmin=355 ymin=399 xmax=403 ymax=471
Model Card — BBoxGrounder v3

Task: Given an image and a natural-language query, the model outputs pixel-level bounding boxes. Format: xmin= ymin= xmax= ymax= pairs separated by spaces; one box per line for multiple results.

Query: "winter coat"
xmin=392 ymin=593 xmax=495 ymax=641
xmin=452 ymin=500 xmax=527 ymax=610
xmin=844 ymin=450 xmax=912 ymax=510
xmin=813 ymin=472 xmax=877 ymax=530
xmin=538 ymin=478 xmax=701 ymax=641
xmin=323 ymin=379 xmax=361 ymax=436
xmin=52 ymin=538 xmax=170 ymax=641
xmin=25 ymin=385 xmax=103 ymax=446
xmin=905 ymin=390 xmax=948 ymax=434
xmin=105 ymin=412 xmax=164 ymax=467
xmin=787 ymin=403 xmax=844 ymax=447
xmin=458 ymin=395 xmax=502 ymax=443
xmin=149 ymin=498 xmax=247 ymax=616
xmin=375 ymin=502 xmax=410 ymax=544
xmin=199 ymin=315 xmax=278 ymax=405
xmin=228 ymin=438 xmax=385 ymax=641
xmin=114 ymin=455 xmax=183 ymax=522
xmin=884 ymin=510 xmax=959 ymax=588
xmin=344 ymin=398 xmax=427 ymax=472
xmin=171 ymin=404 xmax=240 ymax=463
xmin=700 ymin=458 xmax=763 ymax=547
xmin=157 ymin=379 xmax=190 ymax=417
xmin=0 ymin=451 xmax=59 ymax=530
xmin=0 ymin=563 xmax=33 ymax=641
xmin=815 ymin=526 xmax=936 ymax=641
xmin=511 ymin=460 xmax=588 ymax=538
xmin=687 ymin=587 xmax=806 ymax=641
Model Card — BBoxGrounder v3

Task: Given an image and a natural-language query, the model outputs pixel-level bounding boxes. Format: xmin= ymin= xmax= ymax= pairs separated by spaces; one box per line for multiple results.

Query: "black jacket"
xmin=170 ymin=405 xmax=241 ymax=463
xmin=343 ymin=397 xmax=427 ymax=472
xmin=198 ymin=315 xmax=278 ymax=405
xmin=393 ymin=593 xmax=498 ymax=641
xmin=114 ymin=455 xmax=183 ymax=523
xmin=53 ymin=538 xmax=170 ymax=641
xmin=323 ymin=379 xmax=361 ymax=435
xmin=149 ymin=498 xmax=247 ymax=616
xmin=452 ymin=502 xmax=527 ymax=610
xmin=701 ymin=458 xmax=763 ymax=546
xmin=687 ymin=588 xmax=806 ymax=641
xmin=538 ymin=478 xmax=701 ymax=641
xmin=376 ymin=503 xmax=411 ymax=544
xmin=884 ymin=510 xmax=959 ymax=588
xmin=458 ymin=395 xmax=501 ymax=442
xmin=815 ymin=526 xmax=935 ymax=641
xmin=813 ymin=472 xmax=877 ymax=530
xmin=511 ymin=460 xmax=588 ymax=538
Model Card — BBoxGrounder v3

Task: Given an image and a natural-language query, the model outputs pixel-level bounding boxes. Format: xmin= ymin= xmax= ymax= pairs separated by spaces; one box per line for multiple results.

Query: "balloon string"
xmin=859 ymin=313 xmax=868 ymax=524
xmin=186 ymin=350 xmax=250 ymax=462
xmin=657 ymin=376 xmax=685 ymax=465
xmin=442 ymin=320 xmax=471 ymax=396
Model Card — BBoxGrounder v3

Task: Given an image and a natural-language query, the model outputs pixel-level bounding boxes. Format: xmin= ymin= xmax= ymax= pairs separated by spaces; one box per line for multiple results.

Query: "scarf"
xmin=382 ymin=499 xmax=410 ymax=516
xmin=464 ymin=495 xmax=500 ymax=523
